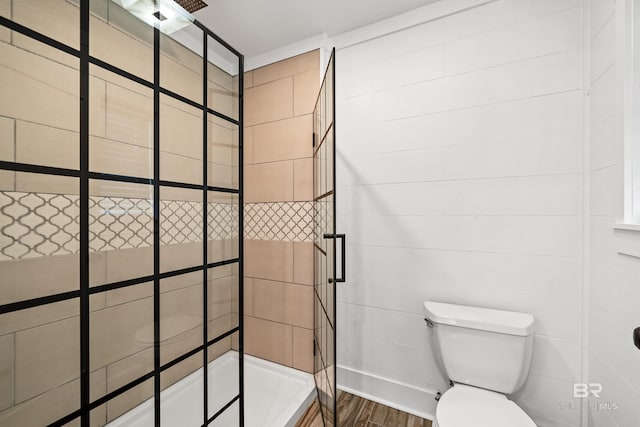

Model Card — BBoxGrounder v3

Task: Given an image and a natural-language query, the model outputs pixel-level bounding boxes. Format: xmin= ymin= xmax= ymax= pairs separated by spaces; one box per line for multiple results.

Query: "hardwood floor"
xmin=296 ymin=391 xmax=433 ymax=427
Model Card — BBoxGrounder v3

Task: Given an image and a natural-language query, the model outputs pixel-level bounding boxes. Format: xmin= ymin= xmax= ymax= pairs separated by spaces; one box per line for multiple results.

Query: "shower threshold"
xmin=106 ymin=352 xmax=315 ymax=427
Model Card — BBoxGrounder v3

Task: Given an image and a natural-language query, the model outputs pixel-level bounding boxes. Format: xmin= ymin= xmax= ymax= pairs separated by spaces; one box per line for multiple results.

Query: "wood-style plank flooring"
xmin=296 ymin=391 xmax=433 ymax=427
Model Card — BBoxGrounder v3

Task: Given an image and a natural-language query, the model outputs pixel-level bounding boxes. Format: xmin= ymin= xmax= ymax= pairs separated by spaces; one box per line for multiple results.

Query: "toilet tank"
xmin=424 ymin=301 xmax=534 ymax=395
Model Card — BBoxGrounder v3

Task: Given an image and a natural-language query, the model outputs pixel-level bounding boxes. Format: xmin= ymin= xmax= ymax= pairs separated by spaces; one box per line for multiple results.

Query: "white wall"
xmin=335 ymin=1 xmax=586 ymax=425
xmin=588 ymin=0 xmax=640 ymax=426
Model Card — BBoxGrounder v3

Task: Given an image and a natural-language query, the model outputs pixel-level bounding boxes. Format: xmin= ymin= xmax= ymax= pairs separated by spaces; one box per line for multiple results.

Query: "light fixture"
xmin=112 ymin=0 xmax=199 ymax=34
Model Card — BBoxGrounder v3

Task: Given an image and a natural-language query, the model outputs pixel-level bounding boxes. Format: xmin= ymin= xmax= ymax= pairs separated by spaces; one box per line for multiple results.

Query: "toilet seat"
xmin=435 ymin=384 xmax=536 ymax=427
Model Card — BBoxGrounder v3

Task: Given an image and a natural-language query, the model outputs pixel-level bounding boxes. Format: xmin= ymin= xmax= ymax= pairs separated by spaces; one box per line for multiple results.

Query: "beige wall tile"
xmin=0 ymin=116 xmax=14 ymax=191
xmin=160 ymin=97 xmax=202 ymax=160
xmin=292 ymin=327 xmax=313 ymax=373
xmin=0 ymin=42 xmax=79 ymax=132
xmin=209 ymin=313 xmax=233 ymax=342
xmin=244 ymin=277 xmax=254 ymax=316
xmin=160 ymin=285 xmax=203 ymax=364
xmin=0 ymin=170 xmax=14 ymax=191
xmin=91 ymin=76 xmax=107 ymax=138
xmin=105 ymin=347 xmax=154 ymax=393
xmin=160 ymin=35 xmax=203 ymax=104
xmin=208 ymin=276 xmax=233 ymax=320
xmin=294 ymin=69 xmax=320 ymax=117
xmin=0 ymin=0 xmax=9 ymax=42
xmin=0 ymin=376 xmax=80 ymax=427
xmin=13 ymin=0 xmax=79 ymax=49
xmin=294 ymin=158 xmax=313 ymax=201
xmin=253 ymin=115 xmax=312 ymax=163
xmin=208 ymin=337 xmax=232 ymax=362
xmin=160 ymin=241 xmax=203 ymax=273
xmin=106 ymin=282 xmax=153 ymax=307
xmin=15 ymin=316 xmax=79 ymax=403
xmin=245 ymin=315 xmax=292 ymax=366
xmin=0 ymin=116 xmax=14 ymax=162
xmin=15 ymin=121 xmax=78 ymax=170
xmin=245 ymin=77 xmax=293 ymax=127
xmin=103 ymin=246 xmax=153 ymax=285
xmin=161 ymin=270 xmax=201 ymax=294
xmin=15 ymin=171 xmax=77 ymax=195
xmin=252 ymin=51 xmax=319 ymax=86
xmin=90 ymin=295 xmax=154 ymax=370
xmin=243 ymin=126 xmax=254 ymax=165
xmin=104 ymin=81 xmax=153 ymax=147
xmin=90 ymin=136 xmax=152 ymax=178
xmin=160 ymin=353 xmax=201 ymax=391
xmin=106 ymin=378 xmax=153 ymax=423
xmin=0 ymin=334 xmax=14 ymax=411
xmin=0 ymin=254 xmax=82 ymax=306
xmin=0 ymin=299 xmax=77 ymax=337
xmin=244 ymin=239 xmax=293 ymax=283
xmin=89 ymin=12 xmax=154 ymax=83
xmin=253 ymin=279 xmax=313 ymax=329
xmin=160 ymin=151 xmax=202 ymax=185
xmin=293 ymin=241 xmax=314 ymax=286
xmin=244 ymin=160 xmax=293 ymax=202
xmin=244 ymin=71 xmax=254 ymax=89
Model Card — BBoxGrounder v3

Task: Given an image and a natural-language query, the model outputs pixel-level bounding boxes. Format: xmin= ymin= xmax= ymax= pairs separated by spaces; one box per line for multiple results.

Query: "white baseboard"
xmin=337 ymin=365 xmax=437 ymax=421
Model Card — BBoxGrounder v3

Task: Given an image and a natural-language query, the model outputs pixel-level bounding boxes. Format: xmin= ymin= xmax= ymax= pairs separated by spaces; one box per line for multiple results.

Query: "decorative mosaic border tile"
xmin=244 ymin=202 xmax=313 ymax=242
xmin=0 ymin=191 xmax=239 ymax=261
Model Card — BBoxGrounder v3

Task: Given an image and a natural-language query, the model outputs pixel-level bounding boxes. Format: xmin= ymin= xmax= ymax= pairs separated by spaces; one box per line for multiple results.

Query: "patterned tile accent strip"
xmin=244 ymin=202 xmax=313 ymax=242
xmin=0 ymin=191 xmax=239 ymax=261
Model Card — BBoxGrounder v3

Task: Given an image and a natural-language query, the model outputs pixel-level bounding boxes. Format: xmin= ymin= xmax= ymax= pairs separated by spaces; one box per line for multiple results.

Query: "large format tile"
xmin=245 ymin=78 xmax=293 ymax=126
xmin=294 ymin=69 xmax=320 ymax=117
xmin=244 ymin=161 xmax=294 ymax=202
xmin=244 ymin=239 xmax=293 ymax=283
xmin=252 ymin=115 xmax=312 ymax=163
xmin=253 ymin=50 xmax=319 ymax=86
xmin=244 ymin=315 xmax=292 ymax=367
xmin=252 ymin=279 xmax=312 ymax=328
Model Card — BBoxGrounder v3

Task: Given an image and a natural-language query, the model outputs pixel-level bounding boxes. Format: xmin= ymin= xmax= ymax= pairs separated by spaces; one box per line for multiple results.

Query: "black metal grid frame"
xmin=312 ymin=48 xmax=337 ymax=427
xmin=0 ymin=3 xmax=244 ymax=426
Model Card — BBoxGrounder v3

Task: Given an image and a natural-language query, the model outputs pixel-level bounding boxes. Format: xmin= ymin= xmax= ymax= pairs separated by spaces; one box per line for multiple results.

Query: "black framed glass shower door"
xmin=313 ymin=49 xmax=341 ymax=427
xmin=0 ymin=1 xmax=243 ymax=426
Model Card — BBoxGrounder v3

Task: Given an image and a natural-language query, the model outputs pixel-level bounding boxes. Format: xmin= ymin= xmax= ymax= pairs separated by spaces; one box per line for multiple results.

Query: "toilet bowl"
xmin=424 ymin=301 xmax=536 ymax=427
xmin=433 ymin=384 xmax=536 ymax=427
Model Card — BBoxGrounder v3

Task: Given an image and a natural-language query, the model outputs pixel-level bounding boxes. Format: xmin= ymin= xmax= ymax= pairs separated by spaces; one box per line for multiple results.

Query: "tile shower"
xmin=0 ymin=0 xmax=242 ymax=425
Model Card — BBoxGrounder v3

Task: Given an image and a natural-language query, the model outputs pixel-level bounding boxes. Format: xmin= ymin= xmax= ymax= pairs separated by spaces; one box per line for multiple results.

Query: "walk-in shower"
xmin=0 ymin=0 xmax=243 ymax=425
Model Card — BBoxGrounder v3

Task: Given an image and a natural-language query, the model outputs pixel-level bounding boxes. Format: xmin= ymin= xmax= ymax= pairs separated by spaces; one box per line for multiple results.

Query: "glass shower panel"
xmin=208 ymin=115 xmax=239 ymax=190
xmin=160 ymin=271 xmax=204 ymax=364
xmin=0 ymin=2 xmax=242 ymax=425
xmin=0 ymin=173 xmax=80 ymax=305
xmin=207 ymin=36 xmax=240 ymax=121
xmin=90 ymin=0 xmax=154 ymax=82
xmin=0 ymin=41 xmax=79 ymax=170
xmin=313 ymin=50 xmax=337 ymax=427
xmin=0 ymin=300 xmax=80 ymax=426
xmin=208 ymin=263 xmax=239 ymax=340
xmin=94 ymin=377 xmax=154 ymax=426
xmin=160 ymin=186 xmax=203 ymax=273
xmin=208 ymin=191 xmax=239 ymax=264
xmin=160 ymin=95 xmax=203 ymax=185
xmin=160 ymin=26 xmax=203 ymax=104
xmin=160 ymin=353 xmax=203 ymax=427
xmin=90 ymin=65 xmax=154 ymax=179
xmin=90 ymin=282 xmax=154 ymax=401
xmin=89 ymin=180 xmax=154 ymax=285
xmin=207 ymin=332 xmax=240 ymax=419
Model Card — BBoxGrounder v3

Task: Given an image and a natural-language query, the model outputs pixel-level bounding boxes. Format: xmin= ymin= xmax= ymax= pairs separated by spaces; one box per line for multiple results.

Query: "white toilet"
xmin=424 ymin=301 xmax=537 ymax=427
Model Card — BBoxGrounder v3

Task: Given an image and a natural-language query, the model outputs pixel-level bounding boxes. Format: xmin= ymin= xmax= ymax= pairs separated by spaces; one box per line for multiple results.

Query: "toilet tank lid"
xmin=423 ymin=301 xmax=534 ymax=336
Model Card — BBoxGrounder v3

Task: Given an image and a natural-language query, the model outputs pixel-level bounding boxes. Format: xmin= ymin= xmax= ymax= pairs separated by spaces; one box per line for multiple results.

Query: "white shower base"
xmin=107 ymin=352 xmax=315 ymax=427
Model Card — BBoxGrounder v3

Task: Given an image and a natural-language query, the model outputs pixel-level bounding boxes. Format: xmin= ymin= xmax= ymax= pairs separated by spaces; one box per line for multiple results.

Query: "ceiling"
xmin=193 ymin=0 xmax=442 ymax=58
